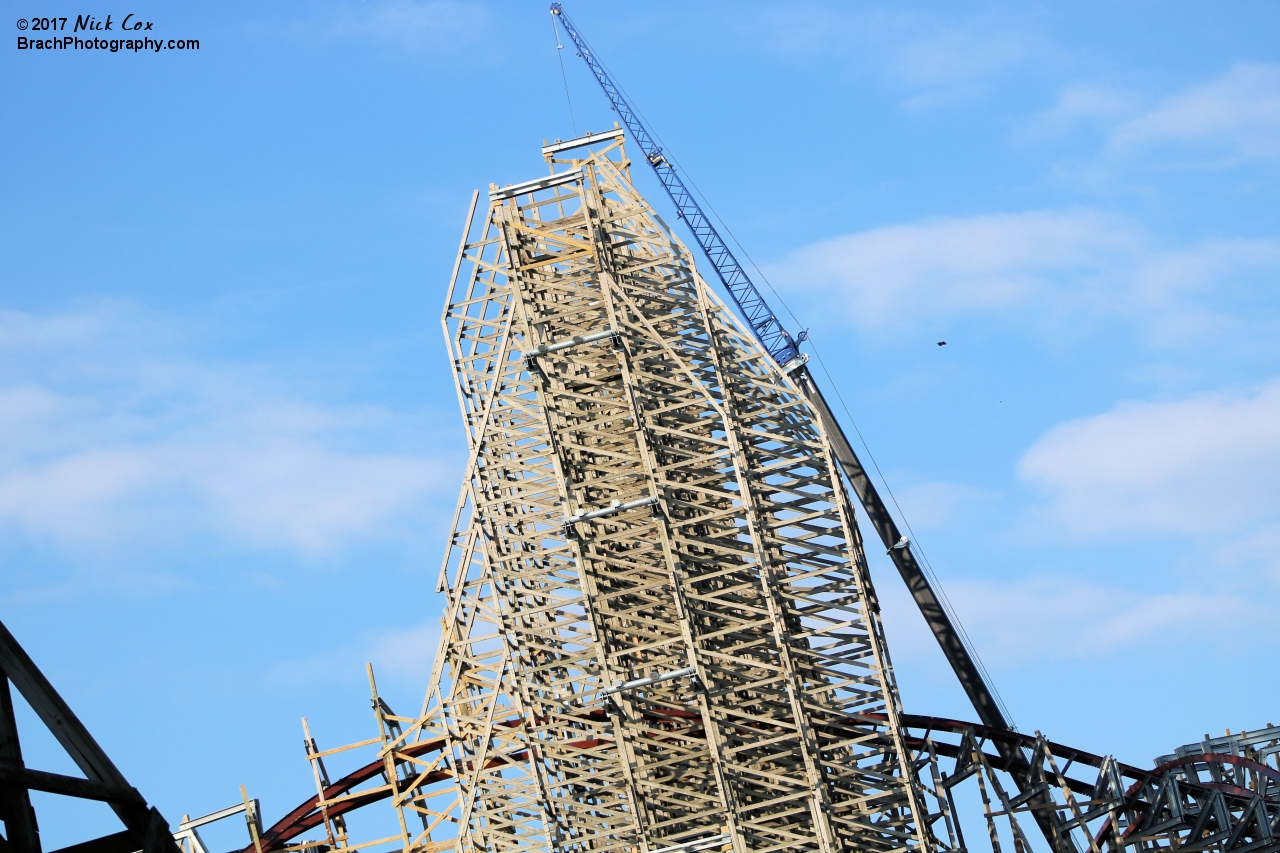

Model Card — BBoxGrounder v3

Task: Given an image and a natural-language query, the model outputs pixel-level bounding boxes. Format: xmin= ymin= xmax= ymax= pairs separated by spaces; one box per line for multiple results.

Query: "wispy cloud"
xmin=772 ymin=210 xmax=1133 ymax=332
xmin=876 ymin=567 xmax=1273 ymax=675
xmin=1108 ymin=62 xmax=1280 ymax=165
xmin=747 ymin=7 xmax=1044 ymax=109
xmin=0 ymin=304 xmax=453 ymax=560
xmin=876 ymin=380 xmax=1280 ymax=676
xmin=367 ymin=620 xmax=441 ymax=684
xmin=1018 ymin=84 xmax=1139 ymax=141
xmin=889 ymin=25 xmax=1041 ymax=111
xmin=1019 ymin=380 xmax=1280 ymax=539
xmin=1013 ymin=378 xmax=1280 ymax=636
xmin=893 ymin=480 xmax=995 ymax=531
xmin=768 ymin=209 xmax=1280 ymax=343
xmin=939 ymin=577 xmax=1271 ymax=668
xmin=266 ymin=619 xmax=441 ymax=694
xmin=1026 ymin=63 xmax=1280 ymax=175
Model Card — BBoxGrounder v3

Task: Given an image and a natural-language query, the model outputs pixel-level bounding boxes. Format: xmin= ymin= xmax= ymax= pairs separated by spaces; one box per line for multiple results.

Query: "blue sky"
xmin=4 ymin=0 xmax=1279 ymax=845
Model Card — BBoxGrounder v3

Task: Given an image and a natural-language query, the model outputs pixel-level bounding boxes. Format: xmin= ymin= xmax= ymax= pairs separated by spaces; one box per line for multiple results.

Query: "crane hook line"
xmin=806 ymin=338 xmax=1018 ymax=731
xmin=590 ymin=51 xmax=1019 ymax=731
xmin=551 ymin=11 xmax=578 ymax=136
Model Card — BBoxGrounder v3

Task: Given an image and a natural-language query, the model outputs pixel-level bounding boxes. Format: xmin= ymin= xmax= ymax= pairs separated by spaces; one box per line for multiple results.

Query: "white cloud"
xmin=200 ymin=442 xmax=440 ymax=554
xmin=1109 ymin=62 xmax=1280 ymax=163
xmin=1019 ymin=85 xmax=1139 ymax=140
xmin=747 ymin=9 xmax=1042 ymax=109
xmin=770 ymin=210 xmax=1280 ymax=341
xmin=1019 ymin=65 xmax=1280 ymax=185
xmin=870 ymin=380 xmax=1280 ymax=677
xmin=367 ymin=621 xmax=441 ymax=683
xmin=774 ymin=210 xmax=1135 ymax=331
xmin=894 ymin=480 xmax=993 ymax=531
xmin=890 ymin=26 xmax=1039 ymax=110
xmin=0 ymin=305 xmax=452 ymax=558
xmin=875 ymin=565 xmax=1273 ymax=676
xmin=1018 ymin=381 xmax=1280 ymax=537
xmin=1220 ymin=524 xmax=1280 ymax=586
xmin=264 ymin=620 xmax=441 ymax=694
xmin=937 ymin=577 xmax=1271 ymax=668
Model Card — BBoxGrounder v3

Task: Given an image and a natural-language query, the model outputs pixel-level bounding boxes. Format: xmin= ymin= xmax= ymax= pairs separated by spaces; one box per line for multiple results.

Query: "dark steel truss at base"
xmin=903 ymin=717 xmax=1279 ymax=853
xmin=0 ymin=621 xmax=181 ymax=853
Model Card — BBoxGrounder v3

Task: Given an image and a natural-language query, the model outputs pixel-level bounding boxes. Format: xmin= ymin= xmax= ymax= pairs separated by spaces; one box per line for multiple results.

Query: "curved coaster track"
xmin=236 ymin=714 xmax=1280 ymax=853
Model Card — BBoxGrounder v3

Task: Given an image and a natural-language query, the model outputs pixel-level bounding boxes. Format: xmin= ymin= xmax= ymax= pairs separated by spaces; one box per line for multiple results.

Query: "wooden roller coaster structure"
xmin=178 ymin=9 xmax=1279 ymax=851
xmin=0 ymin=9 xmax=1273 ymax=853
xmin=207 ymin=134 xmax=1279 ymax=853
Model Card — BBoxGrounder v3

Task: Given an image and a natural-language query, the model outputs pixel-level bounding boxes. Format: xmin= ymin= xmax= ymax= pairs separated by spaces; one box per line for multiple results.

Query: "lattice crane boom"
xmin=549 ymin=2 xmax=1013 ymax=737
xmin=550 ymin=2 xmax=801 ymax=367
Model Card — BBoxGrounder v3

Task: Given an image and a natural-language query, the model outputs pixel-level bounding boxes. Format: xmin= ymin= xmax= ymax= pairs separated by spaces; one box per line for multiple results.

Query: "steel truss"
xmin=0 ymin=620 xmax=183 ymax=853
xmin=901 ymin=717 xmax=1280 ymax=853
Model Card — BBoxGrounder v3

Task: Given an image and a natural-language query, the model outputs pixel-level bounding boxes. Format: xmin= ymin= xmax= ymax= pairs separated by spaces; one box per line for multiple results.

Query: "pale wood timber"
xmin=412 ymin=138 xmax=928 ymax=853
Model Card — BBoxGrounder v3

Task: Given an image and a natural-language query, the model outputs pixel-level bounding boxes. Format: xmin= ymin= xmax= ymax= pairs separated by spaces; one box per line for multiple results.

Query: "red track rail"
xmin=240 ymin=713 xmax=1278 ymax=852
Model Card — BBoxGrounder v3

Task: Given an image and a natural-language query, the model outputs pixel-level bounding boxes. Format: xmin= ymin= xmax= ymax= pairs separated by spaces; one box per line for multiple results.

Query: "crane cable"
xmin=551 ymin=13 xmax=1017 ymax=730
xmin=685 ymin=183 xmax=1018 ymax=730
xmin=696 ymin=181 xmax=1018 ymax=730
xmin=551 ymin=13 xmax=578 ymax=136
xmin=663 ymin=148 xmax=1019 ymax=730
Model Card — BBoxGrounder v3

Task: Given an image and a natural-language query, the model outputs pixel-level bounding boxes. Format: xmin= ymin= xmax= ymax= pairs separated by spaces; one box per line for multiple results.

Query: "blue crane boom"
xmin=542 ymin=5 xmax=1082 ymax=846
xmin=549 ymin=3 xmax=801 ymax=367
xmin=548 ymin=3 xmax=1031 ymax=757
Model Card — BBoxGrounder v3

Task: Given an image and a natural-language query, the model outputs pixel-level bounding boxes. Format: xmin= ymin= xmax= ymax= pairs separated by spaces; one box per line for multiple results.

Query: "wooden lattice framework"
xmin=388 ymin=135 xmax=929 ymax=853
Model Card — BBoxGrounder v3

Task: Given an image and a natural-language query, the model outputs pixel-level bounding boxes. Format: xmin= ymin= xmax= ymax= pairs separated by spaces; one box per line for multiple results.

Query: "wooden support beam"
xmin=422 ymin=137 xmax=929 ymax=853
